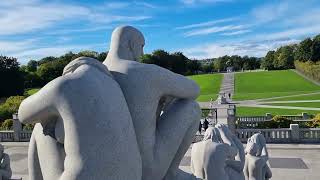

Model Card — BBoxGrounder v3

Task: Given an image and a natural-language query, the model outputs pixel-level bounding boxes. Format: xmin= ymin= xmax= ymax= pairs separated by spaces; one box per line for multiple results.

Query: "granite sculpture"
xmin=104 ymin=26 xmax=201 ymax=180
xmin=191 ymin=124 xmax=245 ymax=180
xmin=244 ymin=133 xmax=272 ymax=180
xmin=18 ymin=57 xmax=142 ymax=180
xmin=216 ymin=124 xmax=245 ymax=180
xmin=0 ymin=144 xmax=12 ymax=180
xmin=191 ymin=127 xmax=237 ymax=180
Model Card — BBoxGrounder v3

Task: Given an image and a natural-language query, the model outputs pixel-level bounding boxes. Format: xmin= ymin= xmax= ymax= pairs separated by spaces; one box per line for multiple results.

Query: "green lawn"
xmin=189 ymin=74 xmax=223 ymax=102
xmin=237 ymin=106 xmax=320 ymax=116
xmin=263 ymin=102 xmax=320 ymax=108
xmin=264 ymin=93 xmax=320 ymax=101
xmin=234 ymin=70 xmax=320 ymax=101
xmin=24 ymin=88 xmax=40 ymax=96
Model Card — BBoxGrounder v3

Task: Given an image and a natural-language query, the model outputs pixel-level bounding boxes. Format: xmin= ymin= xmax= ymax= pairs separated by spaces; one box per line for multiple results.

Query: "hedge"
xmin=295 ymin=61 xmax=320 ymax=82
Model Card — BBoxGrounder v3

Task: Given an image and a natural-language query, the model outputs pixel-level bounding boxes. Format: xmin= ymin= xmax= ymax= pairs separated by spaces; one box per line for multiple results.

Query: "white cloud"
xmin=181 ymin=38 xmax=299 ymax=59
xmin=255 ymin=25 xmax=320 ymax=41
xmin=184 ymin=25 xmax=247 ymax=37
xmin=251 ymin=1 xmax=289 ymax=23
xmin=0 ymin=3 xmax=90 ymax=35
xmin=175 ymin=17 xmax=236 ymax=30
xmin=221 ymin=29 xmax=251 ymax=36
xmin=0 ymin=1 xmax=152 ymax=35
xmin=0 ymin=39 xmax=38 ymax=54
xmin=180 ymin=0 xmax=232 ymax=5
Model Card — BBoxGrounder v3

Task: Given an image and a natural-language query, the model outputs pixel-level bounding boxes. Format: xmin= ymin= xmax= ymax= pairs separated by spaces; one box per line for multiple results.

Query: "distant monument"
xmin=244 ymin=133 xmax=272 ymax=180
xmin=104 ymin=26 xmax=201 ymax=180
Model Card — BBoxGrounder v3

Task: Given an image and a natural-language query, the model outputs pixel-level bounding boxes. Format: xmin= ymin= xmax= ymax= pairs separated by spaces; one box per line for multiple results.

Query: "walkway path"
xmin=219 ymin=72 xmax=234 ymax=102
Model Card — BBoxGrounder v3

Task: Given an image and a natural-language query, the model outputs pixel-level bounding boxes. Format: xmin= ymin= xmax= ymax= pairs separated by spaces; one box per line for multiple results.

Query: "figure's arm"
xmin=224 ymin=144 xmax=243 ymax=172
xmin=18 ymin=78 xmax=61 ymax=124
xmin=243 ymin=157 xmax=249 ymax=180
xmin=155 ymin=66 xmax=200 ymax=99
xmin=233 ymin=136 xmax=245 ymax=169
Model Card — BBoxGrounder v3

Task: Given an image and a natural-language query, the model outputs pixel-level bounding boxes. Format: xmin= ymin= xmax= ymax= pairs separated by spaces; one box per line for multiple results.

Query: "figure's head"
xmin=247 ymin=133 xmax=265 ymax=156
xmin=203 ymin=127 xmax=222 ymax=143
xmin=109 ymin=26 xmax=145 ymax=61
xmin=245 ymin=142 xmax=258 ymax=156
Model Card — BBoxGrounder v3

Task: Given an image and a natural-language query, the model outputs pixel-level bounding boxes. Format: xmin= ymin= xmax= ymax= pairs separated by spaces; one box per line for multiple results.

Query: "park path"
xmin=198 ymin=73 xmax=235 ymax=125
xmin=219 ymin=72 xmax=234 ymax=102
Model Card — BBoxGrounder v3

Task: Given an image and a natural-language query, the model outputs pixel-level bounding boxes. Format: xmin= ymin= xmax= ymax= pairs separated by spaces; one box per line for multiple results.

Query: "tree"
xmin=295 ymin=38 xmax=313 ymax=62
xmin=275 ymin=46 xmax=294 ymax=69
xmin=27 ymin=60 xmax=38 ymax=72
xmin=262 ymin=51 xmax=275 ymax=70
xmin=311 ymin=35 xmax=320 ymax=62
xmin=0 ymin=56 xmax=24 ymax=97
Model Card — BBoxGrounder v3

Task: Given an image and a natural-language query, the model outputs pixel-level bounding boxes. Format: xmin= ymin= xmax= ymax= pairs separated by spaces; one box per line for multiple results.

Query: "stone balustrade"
xmin=234 ymin=124 xmax=320 ymax=143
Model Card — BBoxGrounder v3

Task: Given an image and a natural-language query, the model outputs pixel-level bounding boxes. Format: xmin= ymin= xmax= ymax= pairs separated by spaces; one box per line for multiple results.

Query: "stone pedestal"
xmin=12 ymin=113 xmax=21 ymax=142
xmin=290 ymin=124 xmax=300 ymax=143
xmin=265 ymin=113 xmax=272 ymax=120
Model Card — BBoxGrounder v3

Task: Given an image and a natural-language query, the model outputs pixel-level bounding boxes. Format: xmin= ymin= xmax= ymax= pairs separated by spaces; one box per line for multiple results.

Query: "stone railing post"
xmin=302 ymin=112 xmax=309 ymax=120
xmin=12 ymin=113 xmax=22 ymax=142
xmin=227 ymin=108 xmax=236 ymax=134
xmin=266 ymin=113 xmax=272 ymax=120
xmin=290 ymin=124 xmax=300 ymax=143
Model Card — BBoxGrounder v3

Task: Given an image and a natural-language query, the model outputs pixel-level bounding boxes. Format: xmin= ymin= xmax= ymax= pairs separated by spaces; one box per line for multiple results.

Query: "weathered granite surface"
xmin=19 ymin=57 xmax=142 ymax=180
xmin=0 ymin=144 xmax=12 ymax=180
xmin=244 ymin=133 xmax=272 ymax=180
xmin=104 ymin=26 xmax=201 ymax=180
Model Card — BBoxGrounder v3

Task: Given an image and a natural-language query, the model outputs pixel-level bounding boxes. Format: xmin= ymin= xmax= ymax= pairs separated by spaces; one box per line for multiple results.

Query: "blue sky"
xmin=1 ymin=0 xmax=320 ymax=64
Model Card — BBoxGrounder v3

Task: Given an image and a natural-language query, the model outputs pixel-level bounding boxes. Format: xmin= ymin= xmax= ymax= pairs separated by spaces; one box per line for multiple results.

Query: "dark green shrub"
xmin=307 ymin=114 xmax=320 ymax=128
xmin=0 ymin=96 xmax=25 ymax=121
xmin=1 ymin=119 xmax=13 ymax=130
xmin=23 ymin=124 xmax=34 ymax=131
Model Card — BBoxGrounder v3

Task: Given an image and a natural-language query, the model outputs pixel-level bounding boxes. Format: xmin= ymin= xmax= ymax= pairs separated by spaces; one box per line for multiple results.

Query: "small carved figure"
xmin=0 ymin=144 xmax=12 ymax=180
xmin=244 ymin=133 xmax=272 ymax=180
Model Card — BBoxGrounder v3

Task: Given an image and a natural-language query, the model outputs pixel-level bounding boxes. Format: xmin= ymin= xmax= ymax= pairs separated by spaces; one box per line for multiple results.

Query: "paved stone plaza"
xmin=2 ymin=142 xmax=319 ymax=180
xmin=181 ymin=144 xmax=320 ymax=180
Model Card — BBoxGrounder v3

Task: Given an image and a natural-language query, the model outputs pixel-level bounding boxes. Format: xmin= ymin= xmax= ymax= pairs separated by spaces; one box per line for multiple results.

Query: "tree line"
xmin=261 ymin=34 xmax=320 ymax=70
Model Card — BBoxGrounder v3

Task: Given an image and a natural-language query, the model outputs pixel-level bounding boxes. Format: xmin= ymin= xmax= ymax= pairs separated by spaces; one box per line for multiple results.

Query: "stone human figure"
xmin=191 ymin=127 xmax=237 ymax=180
xmin=215 ymin=124 xmax=245 ymax=180
xmin=0 ymin=144 xmax=12 ymax=180
xmin=244 ymin=133 xmax=272 ymax=180
xmin=104 ymin=26 xmax=201 ymax=180
xmin=18 ymin=57 xmax=142 ymax=180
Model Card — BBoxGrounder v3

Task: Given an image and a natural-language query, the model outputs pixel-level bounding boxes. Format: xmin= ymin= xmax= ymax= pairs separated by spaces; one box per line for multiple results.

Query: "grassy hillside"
xmin=263 ymin=102 xmax=320 ymax=108
xmin=264 ymin=93 xmax=320 ymax=101
xmin=234 ymin=70 xmax=320 ymax=100
xmin=237 ymin=107 xmax=319 ymax=116
xmin=189 ymin=74 xmax=223 ymax=102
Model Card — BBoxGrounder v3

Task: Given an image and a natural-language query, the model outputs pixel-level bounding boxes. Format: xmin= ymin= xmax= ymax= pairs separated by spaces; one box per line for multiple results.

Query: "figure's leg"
xmin=163 ymin=119 xmax=198 ymax=180
xmin=32 ymin=123 xmax=65 ymax=180
xmin=154 ymin=99 xmax=200 ymax=179
xmin=28 ymin=127 xmax=44 ymax=180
